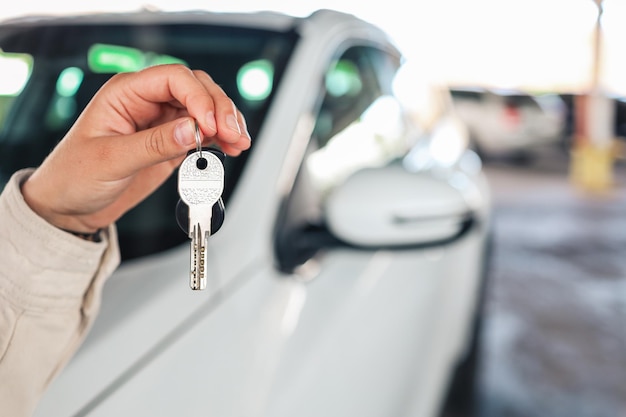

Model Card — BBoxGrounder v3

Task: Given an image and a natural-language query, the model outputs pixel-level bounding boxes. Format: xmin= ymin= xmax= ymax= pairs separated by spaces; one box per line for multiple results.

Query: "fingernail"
xmin=240 ymin=117 xmax=251 ymax=141
xmin=206 ymin=111 xmax=217 ymax=134
xmin=175 ymin=120 xmax=195 ymax=146
xmin=226 ymin=114 xmax=241 ymax=134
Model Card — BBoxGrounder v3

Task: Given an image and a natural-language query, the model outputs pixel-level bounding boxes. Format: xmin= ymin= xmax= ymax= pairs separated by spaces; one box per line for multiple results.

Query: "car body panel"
xmin=45 ymin=234 xmax=485 ymax=417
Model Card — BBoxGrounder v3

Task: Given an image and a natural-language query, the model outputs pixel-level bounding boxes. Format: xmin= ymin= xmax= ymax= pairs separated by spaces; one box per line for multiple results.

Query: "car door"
xmin=260 ymin=45 xmax=488 ymax=417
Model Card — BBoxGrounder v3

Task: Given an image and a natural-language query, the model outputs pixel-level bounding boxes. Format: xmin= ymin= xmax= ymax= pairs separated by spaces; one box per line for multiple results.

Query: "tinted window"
xmin=450 ymin=89 xmax=483 ymax=101
xmin=503 ymin=94 xmax=538 ymax=108
xmin=0 ymin=22 xmax=297 ymax=260
xmin=309 ymin=46 xmax=406 ymax=193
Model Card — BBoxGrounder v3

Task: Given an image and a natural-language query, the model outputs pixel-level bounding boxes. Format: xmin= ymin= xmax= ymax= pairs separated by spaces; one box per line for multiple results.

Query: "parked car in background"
xmin=450 ymin=86 xmax=568 ymax=163
xmin=0 ymin=8 xmax=492 ymax=417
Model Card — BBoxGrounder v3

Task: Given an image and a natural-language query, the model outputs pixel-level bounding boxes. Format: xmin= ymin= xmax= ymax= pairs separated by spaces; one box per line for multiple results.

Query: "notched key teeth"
xmin=189 ymin=223 xmax=207 ymax=291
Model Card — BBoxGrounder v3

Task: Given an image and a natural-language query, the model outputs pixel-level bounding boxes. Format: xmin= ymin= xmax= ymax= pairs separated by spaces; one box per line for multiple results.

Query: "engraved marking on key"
xmin=178 ymin=150 xmax=224 ymax=290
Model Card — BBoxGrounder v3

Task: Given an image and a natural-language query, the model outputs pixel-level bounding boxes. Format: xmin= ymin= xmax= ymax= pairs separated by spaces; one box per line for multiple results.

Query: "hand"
xmin=21 ymin=64 xmax=251 ymax=234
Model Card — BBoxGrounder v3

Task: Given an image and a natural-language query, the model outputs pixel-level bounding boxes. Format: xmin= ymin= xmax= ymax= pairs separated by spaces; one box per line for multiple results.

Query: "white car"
xmin=0 ymin=9 xmax=492 ymax=417
xmin=450 ymin=87 xmax=568 ymax=162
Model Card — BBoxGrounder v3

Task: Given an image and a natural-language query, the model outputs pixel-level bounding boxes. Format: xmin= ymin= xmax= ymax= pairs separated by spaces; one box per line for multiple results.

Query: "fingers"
xmin=90 ymin=112 xmax=250 ymax=179
xmin=89 ymin=117 xmax=200 ymax=179
xmin=22 ymin=65 xmax=252 ymax=232
xmin=77 ymin=64 xmax=251 ymax=174
xmin=191 ymin=69 xmax=252 ymax=152
xmin=110 ymin=65 xmax=251 ymax=153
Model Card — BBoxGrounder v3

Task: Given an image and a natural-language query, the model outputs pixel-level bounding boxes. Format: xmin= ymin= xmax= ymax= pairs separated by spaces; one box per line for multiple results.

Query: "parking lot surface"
xmin=477 ymin=151 xmax=626 ymax=417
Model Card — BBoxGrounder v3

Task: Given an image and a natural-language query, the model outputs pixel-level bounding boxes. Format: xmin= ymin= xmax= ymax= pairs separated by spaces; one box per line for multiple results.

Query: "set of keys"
xmin=176 ymin=122 xmax=226 ymax=291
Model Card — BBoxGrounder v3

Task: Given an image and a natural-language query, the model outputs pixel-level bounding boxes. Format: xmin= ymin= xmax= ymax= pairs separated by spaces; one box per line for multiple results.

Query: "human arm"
xmin=0 ymin=169 xmax=119 ymax=417
xmin=0 ymin=64 xmax=250 ymax=416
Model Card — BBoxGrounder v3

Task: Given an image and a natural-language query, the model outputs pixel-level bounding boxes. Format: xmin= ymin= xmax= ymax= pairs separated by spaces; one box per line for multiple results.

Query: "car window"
xmin=308 ymin=46 xmax=408 ymax=193
xmin=503 ymin=94 xmax=539 ymax=109
xmin=274 ymin=45 xmax=409 ymax=272
xmin=0 ymin=22 xmax=297 ymax=260
xmin=450 ymin=89 xmax=483 ymax=101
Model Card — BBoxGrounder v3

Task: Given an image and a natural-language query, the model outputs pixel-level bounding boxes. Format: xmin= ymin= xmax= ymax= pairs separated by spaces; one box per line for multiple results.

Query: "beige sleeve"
xmin=0 ymin=169 xmax=121 ymax=417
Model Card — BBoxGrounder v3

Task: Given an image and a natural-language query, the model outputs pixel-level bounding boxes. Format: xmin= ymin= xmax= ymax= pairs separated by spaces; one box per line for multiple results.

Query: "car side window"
xmin=274 ymin=45 xmax=408 ymax=272
xmin=504 ymin=94 xmax=539 ymax=110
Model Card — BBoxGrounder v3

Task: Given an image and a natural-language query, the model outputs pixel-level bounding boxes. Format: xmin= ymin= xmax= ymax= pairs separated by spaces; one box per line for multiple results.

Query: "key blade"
xmin=202 ymin=228 xmax=210 ymax=289
xmin=189 ymin=224 xmax=198 ymax=289
xmin=189 ymin=207 xmax=211 ymax=290
xmin=189 ymin=223 xmax=207 ymax=291
xmin=196 ymin=223 xmax=206 ymax=290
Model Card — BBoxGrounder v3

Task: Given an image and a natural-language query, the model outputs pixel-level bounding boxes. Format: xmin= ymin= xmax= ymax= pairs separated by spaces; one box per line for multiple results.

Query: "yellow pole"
xmin=570 ymin=0 xmax=615 ymax=192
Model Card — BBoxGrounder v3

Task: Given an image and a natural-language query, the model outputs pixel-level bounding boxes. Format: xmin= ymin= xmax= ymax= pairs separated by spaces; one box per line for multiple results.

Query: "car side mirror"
xmin=324 ymin=164 xmax=477 ymax=248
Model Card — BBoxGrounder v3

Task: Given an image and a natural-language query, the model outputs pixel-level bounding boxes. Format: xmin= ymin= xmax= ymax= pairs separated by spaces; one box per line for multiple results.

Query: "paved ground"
xmin=475 ymin=151 xmax=626 ymax=417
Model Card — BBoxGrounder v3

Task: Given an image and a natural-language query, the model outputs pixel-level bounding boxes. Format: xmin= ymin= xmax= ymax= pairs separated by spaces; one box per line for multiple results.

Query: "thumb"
xmin=101 ymin=117 xmax=198 ymax=177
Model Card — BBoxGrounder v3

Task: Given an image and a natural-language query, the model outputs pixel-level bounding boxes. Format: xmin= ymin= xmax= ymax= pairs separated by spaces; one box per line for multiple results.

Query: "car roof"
xmin=4 ymin=9 xmax=295 ymax=28
xmin=0 ymin=8 xmax=380 ymax=37
xmin=451 ymin=86 xmax=536 ymax=98
xmin=0 ymin=8 xmax=402 ymax=71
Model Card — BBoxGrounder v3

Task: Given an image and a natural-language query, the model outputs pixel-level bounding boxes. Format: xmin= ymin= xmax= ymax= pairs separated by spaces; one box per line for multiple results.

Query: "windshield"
xmin=0 ymin=21 xmax=297 ymax=260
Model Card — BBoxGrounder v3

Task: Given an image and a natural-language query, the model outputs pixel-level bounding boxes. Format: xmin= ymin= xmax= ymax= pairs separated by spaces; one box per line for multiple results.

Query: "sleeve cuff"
xmin=0 ymin=169 xmax=121 ymax=312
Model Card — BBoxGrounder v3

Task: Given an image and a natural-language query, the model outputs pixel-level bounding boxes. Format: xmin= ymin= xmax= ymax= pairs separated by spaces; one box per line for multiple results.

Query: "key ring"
xmin=194 ymin=121 xmax=203 ymax=159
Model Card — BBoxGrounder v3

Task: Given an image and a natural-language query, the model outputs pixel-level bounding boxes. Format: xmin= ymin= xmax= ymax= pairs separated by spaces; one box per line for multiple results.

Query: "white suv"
xmin=0 ymin=9 xmax=492 ymax=417
xmin=451 ymin=87 xmax=568 ymax=162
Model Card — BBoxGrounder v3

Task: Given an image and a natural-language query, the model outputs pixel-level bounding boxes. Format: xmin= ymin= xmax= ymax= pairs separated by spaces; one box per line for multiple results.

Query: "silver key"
xmin=178 ymin=149 xmax=224 ymax=290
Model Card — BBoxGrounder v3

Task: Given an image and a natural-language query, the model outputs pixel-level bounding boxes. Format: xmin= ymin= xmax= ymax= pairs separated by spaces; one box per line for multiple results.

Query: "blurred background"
xmin=2 ymin=1 xmax=624 ymax=416
xmin=5 ymin=0 xmax=626 ymax=92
